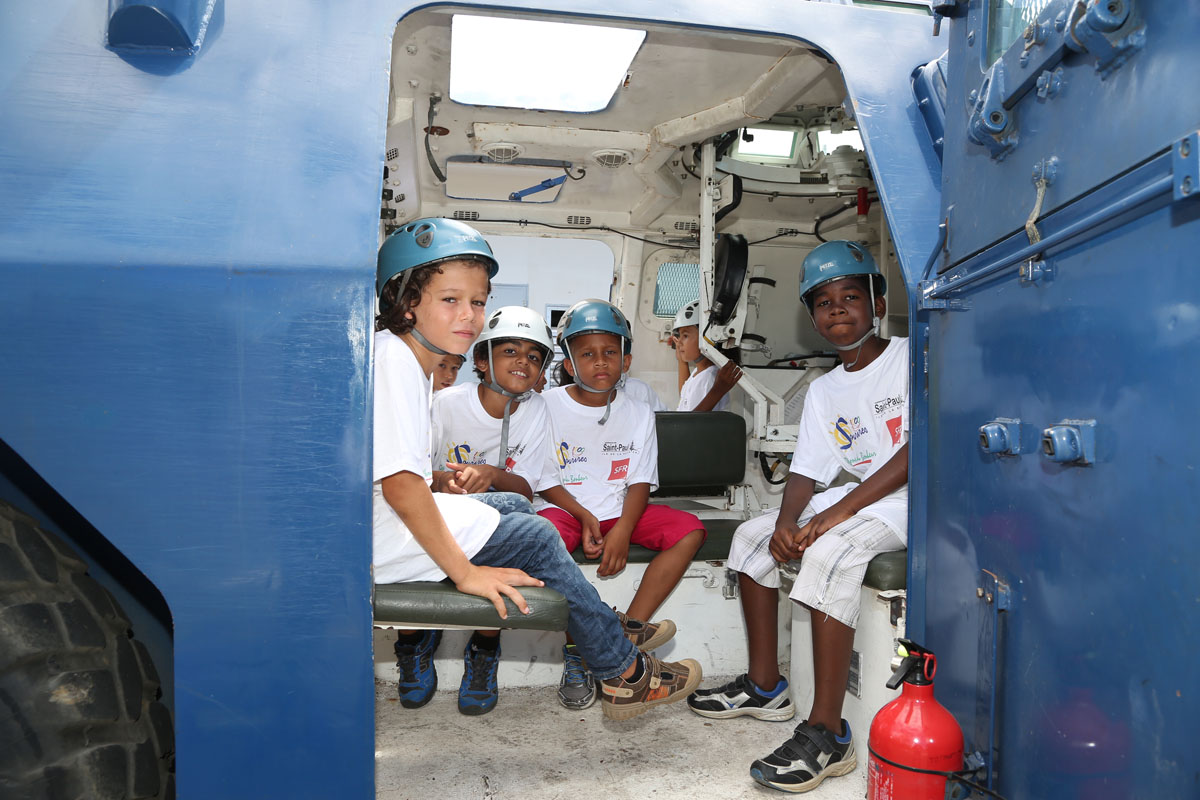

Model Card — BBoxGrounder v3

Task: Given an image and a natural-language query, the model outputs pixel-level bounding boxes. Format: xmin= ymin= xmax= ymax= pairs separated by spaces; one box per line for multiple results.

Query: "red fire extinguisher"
xmin=868 ymin=639 xmax=965 ymax=800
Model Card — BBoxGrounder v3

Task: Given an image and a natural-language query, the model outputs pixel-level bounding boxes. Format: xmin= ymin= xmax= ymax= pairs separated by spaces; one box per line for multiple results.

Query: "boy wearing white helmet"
xmin=433 ymin=306 xmax=556 ymax=502
xmin=375 ymin=219 xmax=702 ymax=722
xmin=687 ymin=241 xmax=908 ymax=794
xmin=669 ymin=300 xmax=742 ymax=412
xmin=428 ymin=306 xmax=557 ymax=714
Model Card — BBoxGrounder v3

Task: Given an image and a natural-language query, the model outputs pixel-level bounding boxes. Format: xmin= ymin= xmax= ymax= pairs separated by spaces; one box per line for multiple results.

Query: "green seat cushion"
xmin=373 ymin=582 xmax=568 ymax=631
xmin=863 ymin=550 xmax=907 ymax=591
xmin=654 ymin=411 xmax=747 ymax=490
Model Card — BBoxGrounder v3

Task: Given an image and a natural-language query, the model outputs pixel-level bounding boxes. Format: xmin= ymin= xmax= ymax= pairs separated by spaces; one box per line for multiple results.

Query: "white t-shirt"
xmin=622 ymin=377 xmax=667 ymax=412
xmin=539 ymin=387 xmax=659 ymax=521
xmin=432 ymin=383 xmax=555 ymax=493
xmin=677 ymin=364 xmax=730 ymax=412
xmin=789 ymin=337 xmax=909 ymax=540
xmin=373 ymin=330 xmax=499 ymax=583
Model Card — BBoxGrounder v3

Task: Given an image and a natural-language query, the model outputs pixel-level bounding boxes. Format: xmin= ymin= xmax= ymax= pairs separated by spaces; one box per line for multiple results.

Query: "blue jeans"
xmin=469 ymin=491 xmax=534 ymax=515
xmin=469 ymin=512 xmax=637 ymax=680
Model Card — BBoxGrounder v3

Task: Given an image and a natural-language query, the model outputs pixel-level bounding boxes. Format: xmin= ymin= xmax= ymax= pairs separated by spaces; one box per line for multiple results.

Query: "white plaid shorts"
xmin=727 ymin=506 xmax=904 ymax=629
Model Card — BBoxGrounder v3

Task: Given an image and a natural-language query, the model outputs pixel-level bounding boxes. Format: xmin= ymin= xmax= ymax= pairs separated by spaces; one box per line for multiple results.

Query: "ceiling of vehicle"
xmin=383 ymin=7 xmax=873 ymax=238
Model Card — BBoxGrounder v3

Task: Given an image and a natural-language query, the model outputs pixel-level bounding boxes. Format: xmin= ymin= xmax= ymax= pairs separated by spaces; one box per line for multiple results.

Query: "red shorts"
xmin=538 ymin=504 xmax=706 ymax=554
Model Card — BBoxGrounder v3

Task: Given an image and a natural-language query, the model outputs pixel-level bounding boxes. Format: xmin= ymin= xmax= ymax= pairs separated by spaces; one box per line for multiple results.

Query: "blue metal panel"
xmin=938 ymin=0 xmax=1195 ymax=269
xmin=920 ymin=0 xmax=1200 ymax=794
xmin=0 ymin=1 xmax=940 ymax=796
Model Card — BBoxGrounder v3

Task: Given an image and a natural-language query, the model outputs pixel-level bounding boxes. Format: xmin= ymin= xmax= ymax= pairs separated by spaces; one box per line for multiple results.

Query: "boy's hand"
xmin=444 ymin=462 xmax=497 ymax=494
xmin=580 ymin=512 xmax=604 ymax=559
xmin=795 ymin=504 xmax=855 ymax=552
xmin=769 ymin=519 xmax=803 ymax=563
xmin=598 ymin=526 xmax=631 ymax=577
xmin=713 ymin=361 xmax=743 ymax=394
xmin=454 ymin=564 xmax=544 ymax=619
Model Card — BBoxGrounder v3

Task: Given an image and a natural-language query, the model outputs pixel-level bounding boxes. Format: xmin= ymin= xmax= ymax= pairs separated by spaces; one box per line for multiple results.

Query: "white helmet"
xmin=672 ymin=300 xmax=702 ymax=333
xmin=474 ymin=306 xmax=555 ymax=468
xmin=476 ymin=306 xmax=554 ymax=355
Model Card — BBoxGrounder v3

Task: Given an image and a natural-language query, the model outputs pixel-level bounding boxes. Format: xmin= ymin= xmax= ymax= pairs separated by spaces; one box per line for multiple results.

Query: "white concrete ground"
xmin=374 ymin=679 xmax=869 ymax=800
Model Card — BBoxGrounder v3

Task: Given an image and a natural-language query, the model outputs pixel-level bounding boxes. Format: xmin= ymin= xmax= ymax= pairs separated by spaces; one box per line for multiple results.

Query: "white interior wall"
xmin=484 ymin=234 xmax=616 ymax=319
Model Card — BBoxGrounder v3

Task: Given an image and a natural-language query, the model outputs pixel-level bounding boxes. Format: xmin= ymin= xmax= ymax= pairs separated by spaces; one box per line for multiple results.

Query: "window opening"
xmin=653 ymin=262 xmax=700 ymax=318
xmin=986 ymin=0 xmax=1053 ymax=65
xmin=450 ymin=15 xmax=645 ymax=112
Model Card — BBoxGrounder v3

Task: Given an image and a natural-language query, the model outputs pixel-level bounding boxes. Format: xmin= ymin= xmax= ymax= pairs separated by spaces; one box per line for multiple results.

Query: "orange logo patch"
xmin=647 ymin=685 xmax=671 ymax=701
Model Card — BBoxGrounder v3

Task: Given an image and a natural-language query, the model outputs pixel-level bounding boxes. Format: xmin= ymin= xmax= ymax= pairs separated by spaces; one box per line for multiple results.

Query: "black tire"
xmin=0 ymin=500 xmax=174 ymax=800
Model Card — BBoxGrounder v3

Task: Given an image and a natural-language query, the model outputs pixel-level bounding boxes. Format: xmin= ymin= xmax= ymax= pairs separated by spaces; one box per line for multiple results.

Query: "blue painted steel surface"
xmin=940 ymin=0 xmax=1193 ymax=269
xmin=0 ymin=1 xmax=940 ymax=797
xmin=915 ymin=0 xmax=1200 ymax=795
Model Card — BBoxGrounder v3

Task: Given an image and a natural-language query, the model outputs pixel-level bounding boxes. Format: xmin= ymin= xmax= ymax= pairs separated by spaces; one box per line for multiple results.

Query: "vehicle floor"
xmin=375 ymin=678 xmax=869 ymax=800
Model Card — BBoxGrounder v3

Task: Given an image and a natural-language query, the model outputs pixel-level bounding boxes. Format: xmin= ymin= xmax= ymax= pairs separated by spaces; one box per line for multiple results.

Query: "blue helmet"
xmin=556 ymin=299 xmax=632 ymax=359
xmin=798 ymin=241 xmax=884 ymax=312
xmin=376 ymin=218 xmax=499 ymax=311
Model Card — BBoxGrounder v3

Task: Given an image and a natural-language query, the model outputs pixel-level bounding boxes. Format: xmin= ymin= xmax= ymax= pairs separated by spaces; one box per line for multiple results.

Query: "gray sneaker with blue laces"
xmin=557 ymin=643 xmax=597 ymax=709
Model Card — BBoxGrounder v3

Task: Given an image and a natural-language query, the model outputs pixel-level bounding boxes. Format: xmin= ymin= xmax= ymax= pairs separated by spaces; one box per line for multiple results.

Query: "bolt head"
xmin=1182 ymin=140 xmax=1192 ymax=158
xmin=1183 ymin=176 xmax=1194 ymax=196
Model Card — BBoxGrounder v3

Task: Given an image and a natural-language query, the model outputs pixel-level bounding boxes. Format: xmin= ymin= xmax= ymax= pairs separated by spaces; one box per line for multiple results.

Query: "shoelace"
xmin=395 ymin=647 xmax=422 ymax=682
xmin=464 ymin=647 xmax=495 ymax=692
xmin=562 ymin=650 xmax=589 ymax=684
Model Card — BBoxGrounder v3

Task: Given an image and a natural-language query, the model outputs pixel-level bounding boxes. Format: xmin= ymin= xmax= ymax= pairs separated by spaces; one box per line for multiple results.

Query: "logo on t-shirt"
xmin=832 ymin=415 xmax=868 ymax=450
xmin=608 ymin=458 xmax=630 ymax=480
xmin=886 ymin=416 xmax=903 ymax=445
xmin=447 ymin=442 xmax=474 ymax=464
xmin=557 ymin=441 xmax=587 ymax=468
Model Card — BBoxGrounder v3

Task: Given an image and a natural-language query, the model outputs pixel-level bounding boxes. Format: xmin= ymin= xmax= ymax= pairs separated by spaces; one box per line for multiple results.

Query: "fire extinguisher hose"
xmin=867 ymin=746 xmax=1010 ymax=800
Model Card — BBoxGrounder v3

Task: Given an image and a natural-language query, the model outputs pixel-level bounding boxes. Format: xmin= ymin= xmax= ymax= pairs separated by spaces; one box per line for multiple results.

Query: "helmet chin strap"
xmin=484 ymin=346 xmax=549 ymax=468
xmin=409 ymin=327 xmax=455 ymax=357
xmin=566 ymin=346 xmax=623 ymax=425
xmin=808 ymin=279 xmax=880 ymax=370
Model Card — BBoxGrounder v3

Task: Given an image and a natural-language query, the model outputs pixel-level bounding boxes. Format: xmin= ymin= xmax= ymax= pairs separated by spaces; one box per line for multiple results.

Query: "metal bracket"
xmin=508 ymin=174 xmax=567 ymax=202
xmin=918 ymin=281 xmax=970 ymax=312
xmin=1173 ymin=132 xmax=1199 ymax=202
xmin=1067 ymin=0 xmax=1145 ymax=78
xmin=967 ymin=61 xmax=1019 ymax=161
xmin=975 ymin=569 xmax=1015 ymax=794
xmin=1018 ymin=258 xmax=1054 ymax=285
xmin=1041 ymin=418 xmax=1097 ymax=465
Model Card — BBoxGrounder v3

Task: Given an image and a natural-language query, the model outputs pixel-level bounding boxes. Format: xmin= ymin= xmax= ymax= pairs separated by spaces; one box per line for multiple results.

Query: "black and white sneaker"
xmin=686 ymin=673 xmax=795 ymax=721
xmin=750 ymin=719 xmax=856 ymax=793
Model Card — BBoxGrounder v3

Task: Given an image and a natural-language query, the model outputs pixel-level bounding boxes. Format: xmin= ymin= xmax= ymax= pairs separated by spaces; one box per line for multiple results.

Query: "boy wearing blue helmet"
xmin=537 ymin=299 xmax=707 ymax=710
xmin=374 ymin=219 xmax=701 ymax=721
xmin=687 ymin=241 xmax=909 ymax=794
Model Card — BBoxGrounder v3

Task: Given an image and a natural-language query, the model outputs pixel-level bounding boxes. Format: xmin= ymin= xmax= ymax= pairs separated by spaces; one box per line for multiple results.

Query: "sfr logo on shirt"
xmin=886 ymin=416 xmax=903 ymax=445
xmin=608 ymin=458 xmax=630 ymax=480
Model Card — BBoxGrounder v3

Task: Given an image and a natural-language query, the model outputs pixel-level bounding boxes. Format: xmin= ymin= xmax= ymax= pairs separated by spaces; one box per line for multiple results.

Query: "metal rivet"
xmin=1183 ymin=177 xmax=1194 ymax=196
xmin=986 ymin=593 xmax=994 ymax=603
xmin=967 ymin=31 xmax=976 ymax=45
xmin=1182 ymin=140 xmax=1192 ymax=158
xmin=976 ymin=588 xmax=985 ymax=598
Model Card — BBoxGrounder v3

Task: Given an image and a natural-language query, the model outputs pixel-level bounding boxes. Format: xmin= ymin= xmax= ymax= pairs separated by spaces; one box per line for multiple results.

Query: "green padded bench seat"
xmin=373 ymin=582 xmax=569 ymax=631
xmin=569 ymin=522 xmax=906 ymax=592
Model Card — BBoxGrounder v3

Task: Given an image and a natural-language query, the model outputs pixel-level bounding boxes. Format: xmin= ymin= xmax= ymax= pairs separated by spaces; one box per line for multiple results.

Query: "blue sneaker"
xmin=458 ymin=638 xmax=501 ymax=715
xmin=394 ymin=630 xmax=441 ymax=709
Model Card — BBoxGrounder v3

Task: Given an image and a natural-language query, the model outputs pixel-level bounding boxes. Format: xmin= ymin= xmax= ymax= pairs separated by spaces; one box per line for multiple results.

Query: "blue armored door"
xmin=912 ymin=1 xmax=1200 ymax=797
